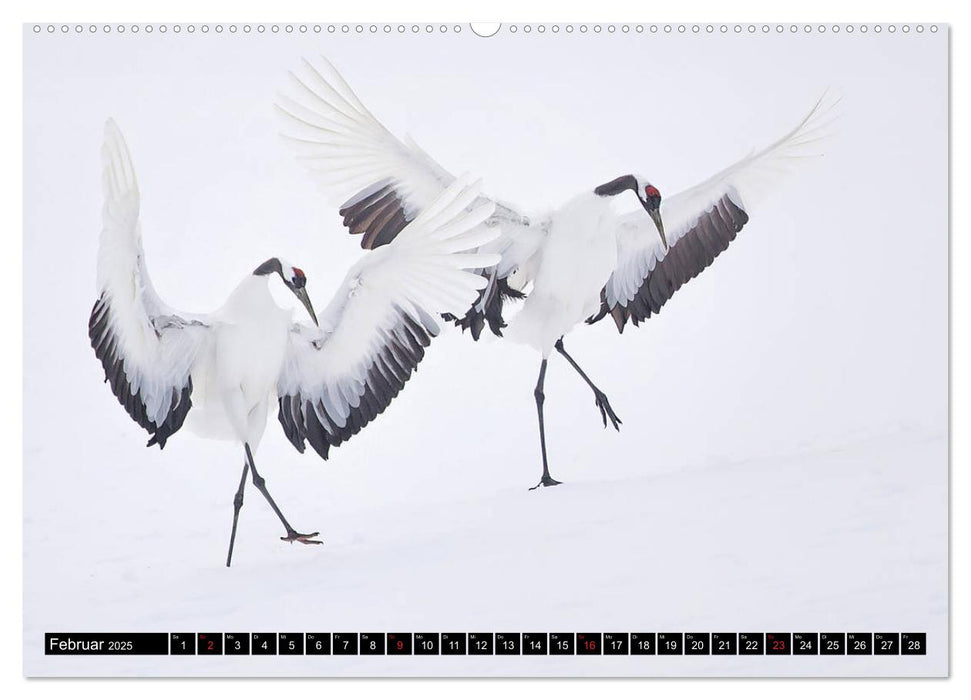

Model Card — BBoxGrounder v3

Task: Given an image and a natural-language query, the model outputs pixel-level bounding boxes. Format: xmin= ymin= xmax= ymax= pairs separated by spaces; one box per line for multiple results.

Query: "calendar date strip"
xmin=45 ymin=632 xmax=927 ymax=656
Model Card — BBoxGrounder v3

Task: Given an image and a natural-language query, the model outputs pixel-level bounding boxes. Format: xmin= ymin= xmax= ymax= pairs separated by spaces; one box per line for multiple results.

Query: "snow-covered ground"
xmin=23 ymin=26 xmax=948 ymax=677
xmin=24 ymin=424 xmax=946 ymax=677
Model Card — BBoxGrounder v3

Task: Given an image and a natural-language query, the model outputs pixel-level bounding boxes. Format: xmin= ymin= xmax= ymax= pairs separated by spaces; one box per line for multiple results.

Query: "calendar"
xmin=22 ymin=21 xmax=948 ymax=678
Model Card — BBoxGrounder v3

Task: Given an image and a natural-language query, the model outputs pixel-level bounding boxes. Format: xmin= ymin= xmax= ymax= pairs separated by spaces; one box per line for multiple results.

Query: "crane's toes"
xmin=281 ymin=530 xmax=323 ymax=545
xmin=529 ymin=475 xmax=563 ymax=490
xmin=593 ymin=391 xmax=622 ymax=431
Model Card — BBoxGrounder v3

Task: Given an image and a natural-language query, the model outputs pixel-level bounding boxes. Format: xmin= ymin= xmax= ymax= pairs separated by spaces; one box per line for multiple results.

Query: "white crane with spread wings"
xmin=277 ymin=57 xmax=834 ymax=490
xmin=90 ymin=120 xmax=499 ymax=564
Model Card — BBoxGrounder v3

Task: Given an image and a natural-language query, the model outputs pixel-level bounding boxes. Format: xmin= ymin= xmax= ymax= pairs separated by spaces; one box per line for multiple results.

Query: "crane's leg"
xmin=529 ymin=358 xmax=562 ymax=490
xmin=554 ymin=338 xmax=622 ymax=431
xmin=225 ymin=461 xmax=249 ymax=567
xmin=243 ymin=443 xmax=322 ymax=545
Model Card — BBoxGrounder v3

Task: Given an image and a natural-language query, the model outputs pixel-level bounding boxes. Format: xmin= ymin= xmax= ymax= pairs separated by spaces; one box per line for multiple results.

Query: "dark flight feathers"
xmin=588 ymin=193 xmax=749 ymax=332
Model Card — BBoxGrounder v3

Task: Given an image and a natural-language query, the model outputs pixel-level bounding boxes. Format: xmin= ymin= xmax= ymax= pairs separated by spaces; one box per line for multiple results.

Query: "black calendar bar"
xmin=45 ymin=633 xmax=169 ymax=655
xmin=44 ymin=632 xmax=927 ymax=656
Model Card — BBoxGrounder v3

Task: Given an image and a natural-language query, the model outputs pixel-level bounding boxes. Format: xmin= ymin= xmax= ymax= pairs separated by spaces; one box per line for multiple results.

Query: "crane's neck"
xmin=590 ymin=174 xmax=646 ymax=214
xmin=594 ymin=174 xmax=639 ymax=198
xmin=222 ymin=274 xmax=291 ymax=325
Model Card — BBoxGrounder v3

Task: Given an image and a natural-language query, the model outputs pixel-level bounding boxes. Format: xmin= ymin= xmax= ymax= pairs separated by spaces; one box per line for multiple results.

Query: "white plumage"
xmin=94 ymin=123 xmax=209 ymax=431
xmin=503 ymin=193 xmax=619 ymax=355
xmin=276 ymin=57 xmax=834 ymax=489
xmin=90 ymin=120 xmax=500 ymax=564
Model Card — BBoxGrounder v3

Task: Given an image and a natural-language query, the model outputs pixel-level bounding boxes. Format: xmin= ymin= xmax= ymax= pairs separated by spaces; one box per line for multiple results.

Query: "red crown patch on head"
xmin=292 ymin=267 xmax=305 ymax=279
xmin=645 ymin=185 xmax=661 ymax=199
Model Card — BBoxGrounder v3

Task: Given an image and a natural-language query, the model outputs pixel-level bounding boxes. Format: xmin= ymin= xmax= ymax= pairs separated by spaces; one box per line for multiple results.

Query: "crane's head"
xmin=253 ymin=257 xmax=319 ymax=326
xmin=594 ymin=174 xmax=667 ymax=250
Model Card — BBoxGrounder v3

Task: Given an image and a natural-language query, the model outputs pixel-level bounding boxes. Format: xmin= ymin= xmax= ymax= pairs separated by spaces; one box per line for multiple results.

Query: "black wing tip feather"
xmin=89 ymin=295 xmax=193 ymax=450
xmin=145 ymin=383 xmax=192 ymax=449
xmin=339 ymin=183 xmax=413 ymax=250
xmin=588 ymin=193 xmax=749 ymax=332
xmin=276 ymin=310 xmax=437 ymax=461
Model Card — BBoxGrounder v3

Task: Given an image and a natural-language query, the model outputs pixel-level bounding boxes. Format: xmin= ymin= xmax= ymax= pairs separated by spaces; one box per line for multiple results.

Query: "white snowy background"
xmin=22 ymin=24 xmax=947 ymax=677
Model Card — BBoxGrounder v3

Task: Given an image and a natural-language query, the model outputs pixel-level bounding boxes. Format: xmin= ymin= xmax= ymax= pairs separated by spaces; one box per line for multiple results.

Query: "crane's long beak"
xmin=293 ymin=287 xmax=319 ymax=326
xmin=649 ymin=208 xmax=668 ymax=250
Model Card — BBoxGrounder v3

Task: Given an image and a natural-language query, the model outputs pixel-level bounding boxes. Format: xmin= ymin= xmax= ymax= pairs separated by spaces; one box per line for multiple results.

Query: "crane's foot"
xmin=281 ymin=530 xmax=323 ymax=545
xmin=529 ymin=474 xmax=563 ymax=490
xmin=594 ymin=390 xmax=622 ymax=431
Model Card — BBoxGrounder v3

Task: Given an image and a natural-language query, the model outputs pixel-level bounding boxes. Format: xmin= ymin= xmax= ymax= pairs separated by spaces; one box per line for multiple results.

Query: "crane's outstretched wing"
xmin=589 ymin=95 xmax=836 ymax=332
xmin=276 ymin=177 xmax=501 ymax=459
xmin=88 ymin=120 xmax=211 ymax=448
xmin=276 ymin=56 xmax=536 ymax=339
xmin=276 ymin=56 xmax=527 ymax=246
